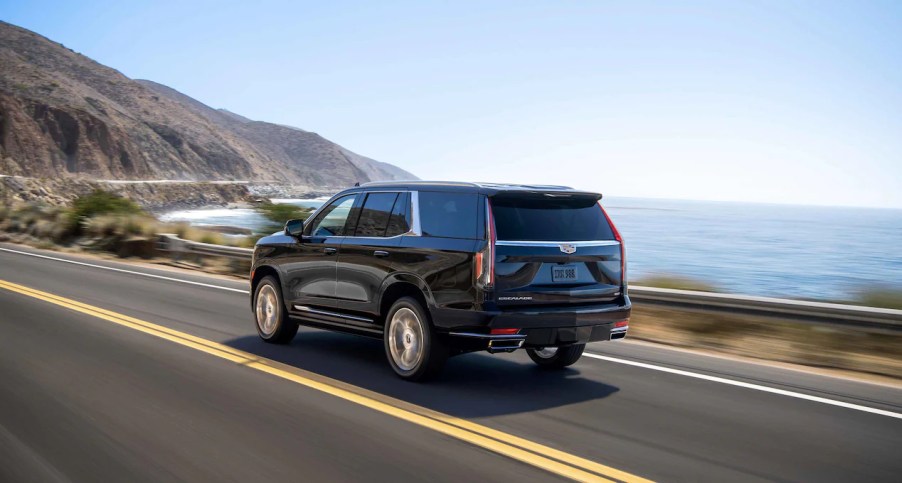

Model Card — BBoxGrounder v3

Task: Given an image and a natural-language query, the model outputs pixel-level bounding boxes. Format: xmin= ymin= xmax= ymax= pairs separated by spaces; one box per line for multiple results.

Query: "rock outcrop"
xmin=0 ymin=21 xmax=416 ymax=189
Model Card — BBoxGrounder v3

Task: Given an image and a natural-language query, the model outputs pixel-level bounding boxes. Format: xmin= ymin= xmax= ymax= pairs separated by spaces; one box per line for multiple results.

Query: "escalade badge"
xmin=559 ymin=243 xmax=576 ymax=254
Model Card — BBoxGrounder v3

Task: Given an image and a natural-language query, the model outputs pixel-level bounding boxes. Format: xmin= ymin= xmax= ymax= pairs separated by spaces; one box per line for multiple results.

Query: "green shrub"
xmin=255 ymin=202 xmax=313 ymax=234
xmin=68 ymin=190 xmax=143 ymax=233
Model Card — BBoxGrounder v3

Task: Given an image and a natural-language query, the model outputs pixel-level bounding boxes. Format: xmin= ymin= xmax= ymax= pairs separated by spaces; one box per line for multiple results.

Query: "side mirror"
xmin=284 ymin=219 xmax=304 ymax=238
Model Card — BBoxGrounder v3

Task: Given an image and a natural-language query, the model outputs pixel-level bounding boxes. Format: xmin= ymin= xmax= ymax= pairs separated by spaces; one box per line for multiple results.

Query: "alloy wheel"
xmin=388 ymin=307 xmax=425 ymax=371
xmin=255 ymin=284 xmax=279 ymax=336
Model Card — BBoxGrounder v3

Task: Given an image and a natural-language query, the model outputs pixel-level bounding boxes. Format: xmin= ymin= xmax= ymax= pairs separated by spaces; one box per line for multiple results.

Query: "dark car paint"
xmin=492 ymin=242 xmax=623 ymax=306
xmin=252 ymin=182 xmax=630 ymax=352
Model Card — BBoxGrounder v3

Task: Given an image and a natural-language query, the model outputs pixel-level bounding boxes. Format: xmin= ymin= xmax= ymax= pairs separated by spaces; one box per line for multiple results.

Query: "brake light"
xmin=614 ymin=319 xmax=629 ymax=328
xmin=475 ymin=198 xmax=496 ymax=287
xmin=600 ymin=203 xmax=626 ymax=285
xmin=490 ymin=328 xmax=520 ymax=335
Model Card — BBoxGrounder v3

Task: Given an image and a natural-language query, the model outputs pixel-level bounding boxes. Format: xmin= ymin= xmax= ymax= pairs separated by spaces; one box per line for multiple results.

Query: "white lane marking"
xmin=0 ymin=247 xmax=249 ymax=294
xmin=584 ymin=352 xmax=902 ymax=420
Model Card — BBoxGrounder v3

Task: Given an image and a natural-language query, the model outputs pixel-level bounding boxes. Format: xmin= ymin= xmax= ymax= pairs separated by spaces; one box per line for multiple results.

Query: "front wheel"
xmin=526 ymin=344 xmax=585 ymax=369
xmin=384 ymin=297 xmax=447 ymax=381
xmin=253 ymin=276 xmax=298 ymax=344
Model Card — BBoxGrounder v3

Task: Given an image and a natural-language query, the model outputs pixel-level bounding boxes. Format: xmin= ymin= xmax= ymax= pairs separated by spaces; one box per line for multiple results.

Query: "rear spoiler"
xmin=489 ymin=190 xmax=603 ymax=201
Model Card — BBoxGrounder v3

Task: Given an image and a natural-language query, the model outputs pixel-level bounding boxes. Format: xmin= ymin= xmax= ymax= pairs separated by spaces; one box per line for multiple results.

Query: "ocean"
xmin=159 ymin=196 xmax=902 ymax=301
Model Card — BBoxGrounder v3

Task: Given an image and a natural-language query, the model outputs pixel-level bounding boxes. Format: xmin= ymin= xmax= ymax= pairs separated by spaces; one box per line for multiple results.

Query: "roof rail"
xmin=360 ymin=180 xmax=575 ymax=190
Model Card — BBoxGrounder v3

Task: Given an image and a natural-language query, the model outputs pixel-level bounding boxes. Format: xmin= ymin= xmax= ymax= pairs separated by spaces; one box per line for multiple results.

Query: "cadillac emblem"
xmin=559 ymin=243 xmax=576 ymax=254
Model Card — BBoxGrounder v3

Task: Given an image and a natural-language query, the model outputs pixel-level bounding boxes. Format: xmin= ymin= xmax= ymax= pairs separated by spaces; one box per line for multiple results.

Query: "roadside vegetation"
xmin=856 ymin=288 xmax=902 ymax=310
xmin=634 ymin=275 xmax=720 ymax=293
xmin=637 ymin=274 xmax=902 ymax=310
xmin=0 ymin=189 xmax=318 ymax=263
xmin=0 ymin=190 xmax=258 ymax=255
xmin=629 ymin=305 xmax=901 ymax=380
xmin=255 ymin=201 xmax=314 ymax=234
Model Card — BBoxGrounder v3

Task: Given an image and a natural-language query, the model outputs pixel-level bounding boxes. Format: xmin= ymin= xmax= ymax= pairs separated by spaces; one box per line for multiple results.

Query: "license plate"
xmin=552 ymin=264 xmax=578 ymax=282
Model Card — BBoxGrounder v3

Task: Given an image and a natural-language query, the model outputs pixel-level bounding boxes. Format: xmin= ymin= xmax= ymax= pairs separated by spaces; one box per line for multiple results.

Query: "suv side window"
xmin=354 ymin=192 xmax=399 ymax=237
xmin=306 ymin=194 xmax=357 ymax=237
xmin=385 ymin=192 xmax=411 ymax=237
xmin=419 ymin=191 xmax=479 ymax=239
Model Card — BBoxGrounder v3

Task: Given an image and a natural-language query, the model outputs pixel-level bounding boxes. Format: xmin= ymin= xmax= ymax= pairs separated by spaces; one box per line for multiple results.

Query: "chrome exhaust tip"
xmin=487 ymin=338 xmax=525 ymax=353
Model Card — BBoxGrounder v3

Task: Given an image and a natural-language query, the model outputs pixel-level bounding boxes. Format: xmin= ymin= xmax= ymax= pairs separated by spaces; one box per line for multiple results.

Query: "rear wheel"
xmin=384 ymin=297 xmax=447 ymax=381
xmin=526 ymin=344 xmax=585 ymax=369
xmin=253 ymin=276 xmax=298 ymax=344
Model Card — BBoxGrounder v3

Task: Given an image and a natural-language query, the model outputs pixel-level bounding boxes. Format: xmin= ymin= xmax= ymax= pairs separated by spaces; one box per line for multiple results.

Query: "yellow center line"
xmin=0 ymin=279 xmax=653 ymax=483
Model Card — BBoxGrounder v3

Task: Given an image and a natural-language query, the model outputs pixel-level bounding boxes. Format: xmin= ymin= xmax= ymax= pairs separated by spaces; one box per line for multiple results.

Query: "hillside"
xmin=0 ymin=21 xmax=415 ymax=189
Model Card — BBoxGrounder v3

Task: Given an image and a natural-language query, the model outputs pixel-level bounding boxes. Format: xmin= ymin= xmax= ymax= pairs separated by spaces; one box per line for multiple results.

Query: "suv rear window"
xmin=491 ymin=196 xmax=615 ymax=241
xmin=419 ymin=191 xmax=479 ymax=239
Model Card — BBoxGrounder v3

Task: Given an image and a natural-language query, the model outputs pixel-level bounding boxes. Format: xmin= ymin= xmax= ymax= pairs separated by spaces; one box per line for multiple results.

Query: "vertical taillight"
xmin=600 ymin=203 xmax=626 ymax=286
xmin=475 ymin=198 xmax=496 ymax=287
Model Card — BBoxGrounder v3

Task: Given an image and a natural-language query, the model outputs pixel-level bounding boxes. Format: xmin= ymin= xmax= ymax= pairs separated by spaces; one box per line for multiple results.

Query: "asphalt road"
xmin=0 ymin=243 xmax=900 ymax=482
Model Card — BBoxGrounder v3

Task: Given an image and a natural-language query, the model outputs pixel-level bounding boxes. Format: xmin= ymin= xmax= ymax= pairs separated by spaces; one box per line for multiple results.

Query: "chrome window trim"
xmin=494 ymin=240 xmax=620 ymax=247
xmin=408 ymin=190 xmax=422 ymax=237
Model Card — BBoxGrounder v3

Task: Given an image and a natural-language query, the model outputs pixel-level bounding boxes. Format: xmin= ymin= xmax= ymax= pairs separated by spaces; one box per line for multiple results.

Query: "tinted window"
xmin=385 ymin=192 xmax=411 ymax=237
xmin=491 ymin=196 xmax=614 ymax=241
xmin=419 ymin=191 xmax=479 ymax=239
xmin=354 ymin=192 xmax=399 ymax=237
xmin=307 ymin=194 xmax=357 ymax=237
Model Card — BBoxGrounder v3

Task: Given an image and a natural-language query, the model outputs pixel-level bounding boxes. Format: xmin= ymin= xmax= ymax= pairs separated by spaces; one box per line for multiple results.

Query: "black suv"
xmin=250 ymin=182 xmax=630 ymax=381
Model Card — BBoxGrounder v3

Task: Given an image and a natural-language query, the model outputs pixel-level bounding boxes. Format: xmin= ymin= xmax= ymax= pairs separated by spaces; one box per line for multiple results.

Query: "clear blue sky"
xmin=3 ymin=0 xmax=900 ymax=208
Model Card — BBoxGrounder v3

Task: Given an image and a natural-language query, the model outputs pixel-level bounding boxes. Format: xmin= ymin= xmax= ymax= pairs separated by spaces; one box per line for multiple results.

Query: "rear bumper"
xmin=435 ymin=298 xmax=631 ymax=351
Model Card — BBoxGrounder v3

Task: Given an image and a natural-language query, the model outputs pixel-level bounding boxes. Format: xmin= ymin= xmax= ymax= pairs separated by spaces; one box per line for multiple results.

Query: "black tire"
xmin=253 ymin=276 xmax=298 ymax=344
xmin=383 ymin=297 xmax=447 ymax=381
xmin=526 ymin=344 xmax=585 ymax=369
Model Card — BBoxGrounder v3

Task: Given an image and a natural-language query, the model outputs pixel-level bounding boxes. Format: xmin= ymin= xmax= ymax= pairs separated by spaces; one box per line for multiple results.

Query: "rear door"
xmin=490 ymin=194 xmax=623 ymax=308
xmin=335 ymin=191 xmax=409 ymax=315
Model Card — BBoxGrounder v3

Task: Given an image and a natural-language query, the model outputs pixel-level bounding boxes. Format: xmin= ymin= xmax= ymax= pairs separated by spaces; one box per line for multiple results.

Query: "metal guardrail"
xmin=157 ymin=235 xmax=902 ymax=332
xmin=157 ymin=234 xmax=253 ymax=260
xmin=628 ymin=286 xmax=902 ymax=332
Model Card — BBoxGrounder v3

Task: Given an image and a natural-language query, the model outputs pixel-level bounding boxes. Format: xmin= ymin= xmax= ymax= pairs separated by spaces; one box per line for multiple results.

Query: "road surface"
xmin=0 ymin=243 xmax=899 ymax=482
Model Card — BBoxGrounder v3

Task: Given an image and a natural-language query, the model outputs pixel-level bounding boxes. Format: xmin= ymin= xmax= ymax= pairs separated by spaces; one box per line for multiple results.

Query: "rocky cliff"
xmin=0 ymin=21 xmax=416 ymax=190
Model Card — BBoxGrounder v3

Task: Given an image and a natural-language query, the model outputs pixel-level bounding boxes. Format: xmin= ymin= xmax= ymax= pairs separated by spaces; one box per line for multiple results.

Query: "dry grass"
xmin=84 ymin=214 xmax=159 ymax=238
xmin=634 ymin=275 xmax=720 ymax=292
xmin=1 ymin=200 xmax=256 ymax=263
xmin=629 ymin=306 xmax=902 ymax=379
xmin=856 ymin=288 xmax=902 ymax=310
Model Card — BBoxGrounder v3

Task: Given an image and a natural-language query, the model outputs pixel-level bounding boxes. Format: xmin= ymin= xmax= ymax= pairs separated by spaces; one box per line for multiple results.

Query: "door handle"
xmin=324 ymin=247 xmax=337 ymax=255
xmin=373 ymin=250 xmax=390 ymax=258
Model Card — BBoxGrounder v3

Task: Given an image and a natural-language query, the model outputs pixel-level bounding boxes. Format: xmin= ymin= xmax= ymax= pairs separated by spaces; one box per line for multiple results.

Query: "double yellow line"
xmin=0 ymin=278 xmax=651 ymax=483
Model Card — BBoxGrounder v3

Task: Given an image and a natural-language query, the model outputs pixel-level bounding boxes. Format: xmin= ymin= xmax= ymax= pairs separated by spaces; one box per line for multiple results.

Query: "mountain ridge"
xmin=0 ymin=20 xmax=416 ymax=188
